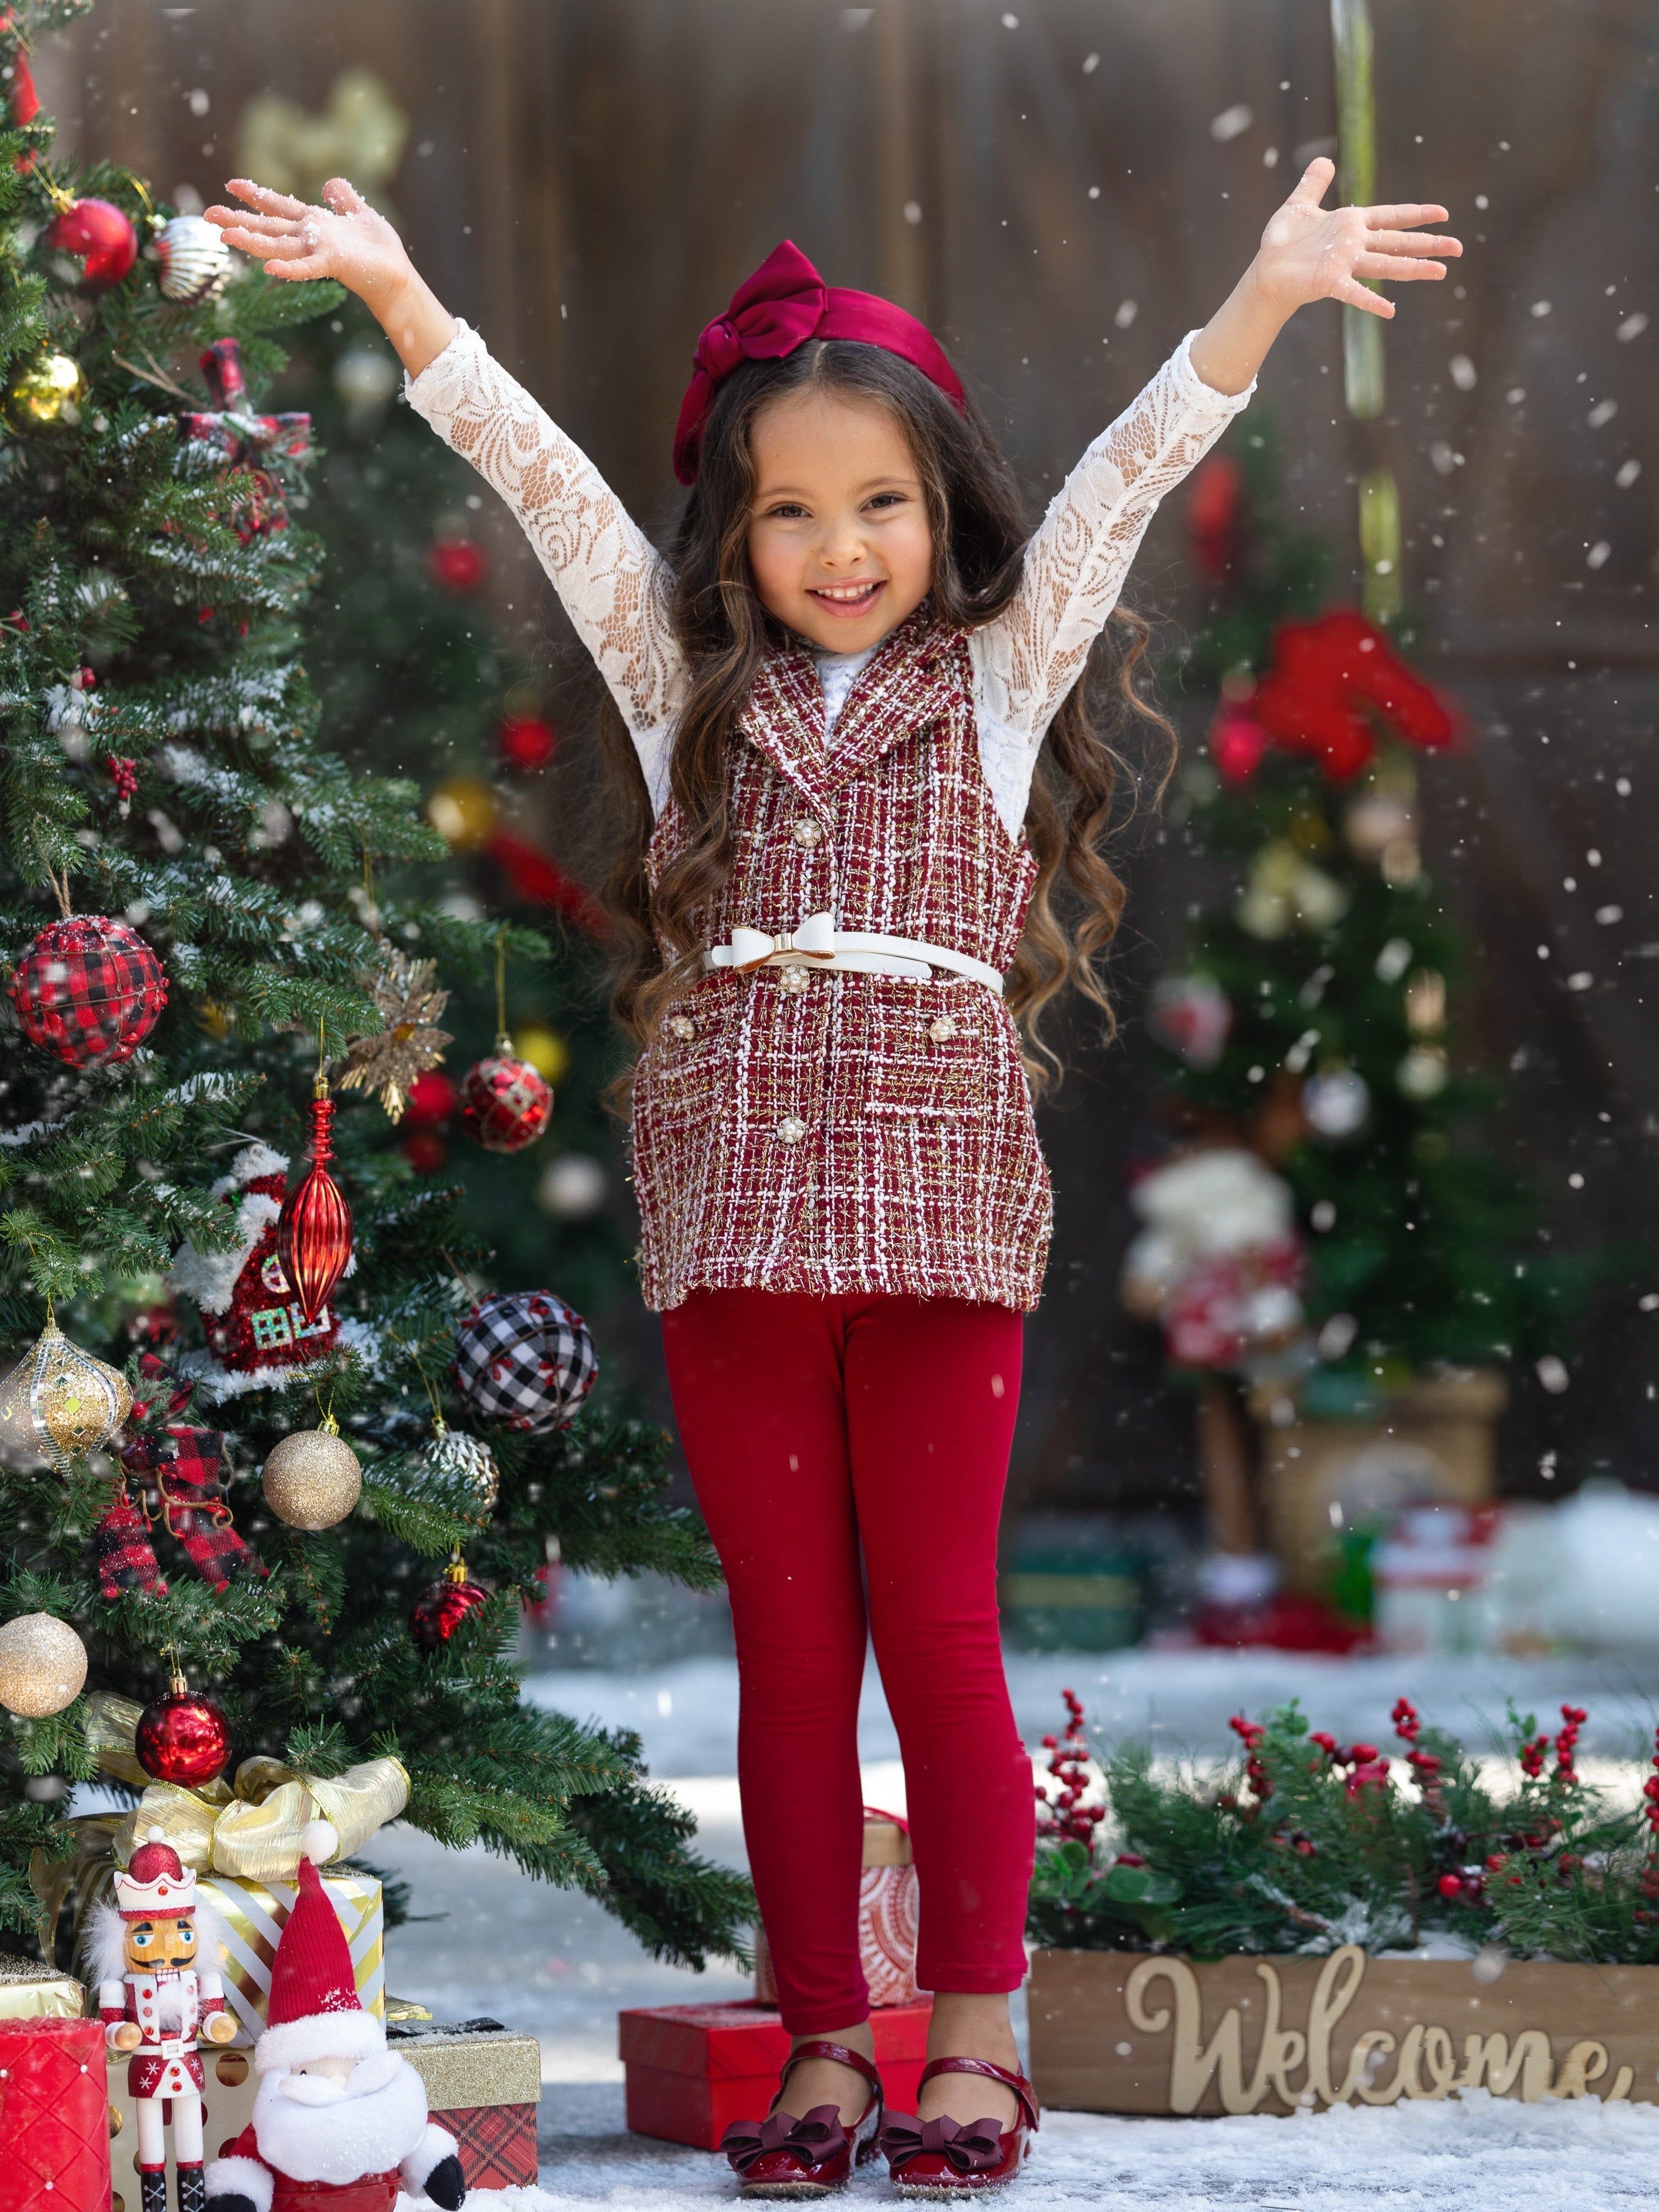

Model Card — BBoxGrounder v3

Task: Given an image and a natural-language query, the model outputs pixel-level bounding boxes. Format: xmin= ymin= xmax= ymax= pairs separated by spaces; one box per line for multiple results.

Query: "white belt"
xmin=156 ymin=2036 xmax=194 ymax=2060
xmin=707 ymin=911 xmax=1004 ymax=995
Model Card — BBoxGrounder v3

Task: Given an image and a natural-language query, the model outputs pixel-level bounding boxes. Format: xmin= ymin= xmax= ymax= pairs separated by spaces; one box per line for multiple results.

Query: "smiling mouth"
xmin=808 ymin=579 xmax=885 ymax=617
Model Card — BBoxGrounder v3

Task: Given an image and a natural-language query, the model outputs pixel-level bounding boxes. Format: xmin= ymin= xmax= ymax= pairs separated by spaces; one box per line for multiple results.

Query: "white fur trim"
xmin=205 ymin=2154 xmax=272 ymax=2212
xmin=254 ymin=2007 xmax=385 ymax=2073
xmin=251 ymin=2055 xmax=428 ymax=2181
xmin=209 ymin=1142 xmax=289 ymax=1201
xmin=168 ymin=1187 xmax=284 ymax=1317
xmin=400 ymin=2121 xmax=459 ymax=2196
xmin=84 ymin=1894 xmax=231 ymax=1989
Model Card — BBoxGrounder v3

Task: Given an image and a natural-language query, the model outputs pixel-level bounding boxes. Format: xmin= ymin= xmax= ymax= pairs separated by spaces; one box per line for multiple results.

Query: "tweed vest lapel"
xmin=819 ymin=613 xmax=965 ymax=792
xmin=739 ymin=611 xmax=964 ymax=812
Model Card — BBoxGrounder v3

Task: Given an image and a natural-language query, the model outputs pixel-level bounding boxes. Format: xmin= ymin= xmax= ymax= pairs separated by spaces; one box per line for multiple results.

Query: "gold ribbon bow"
xmin=81 ymin=1691 xmax=409 ymax=1881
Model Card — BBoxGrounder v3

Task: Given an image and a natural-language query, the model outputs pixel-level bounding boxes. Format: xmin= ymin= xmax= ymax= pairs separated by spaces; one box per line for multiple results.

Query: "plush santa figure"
xmin=205 ymin=1855 xmax=465 ymax=2212
xmin=91 ymin=1825 xmax=239 ymax=2212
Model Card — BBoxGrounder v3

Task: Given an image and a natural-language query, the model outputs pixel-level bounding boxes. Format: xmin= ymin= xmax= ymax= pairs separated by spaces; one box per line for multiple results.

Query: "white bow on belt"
xmin=705 ymin=911 xmax=1006 ymax=994
xmin=717 ymin=911 xmax=839 ymax=975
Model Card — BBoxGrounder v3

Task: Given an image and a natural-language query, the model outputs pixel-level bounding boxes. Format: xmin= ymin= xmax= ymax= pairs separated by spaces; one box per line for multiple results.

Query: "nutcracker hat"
xmin=114 ymin=1824 xmax=198 ymax=1918
xmin=254 ymin=1854 xmax=383 ymax=2072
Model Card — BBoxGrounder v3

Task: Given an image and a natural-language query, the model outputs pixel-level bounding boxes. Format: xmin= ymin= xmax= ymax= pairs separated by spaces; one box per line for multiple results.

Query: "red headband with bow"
xmin=672 ymin=239 xmax=966 ymax=485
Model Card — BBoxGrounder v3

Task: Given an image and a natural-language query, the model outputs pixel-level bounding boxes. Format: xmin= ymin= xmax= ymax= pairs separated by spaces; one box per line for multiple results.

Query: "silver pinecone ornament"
xmin=414 ymin=1417 xmax=500 ymax=1524
xmin=155 ymin=214 xmax=234 ymax=303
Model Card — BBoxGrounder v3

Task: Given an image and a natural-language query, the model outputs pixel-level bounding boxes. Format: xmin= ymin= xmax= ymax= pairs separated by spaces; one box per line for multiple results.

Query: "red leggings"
xmin=660 ymin=1288 xmax=1033 ymax=2033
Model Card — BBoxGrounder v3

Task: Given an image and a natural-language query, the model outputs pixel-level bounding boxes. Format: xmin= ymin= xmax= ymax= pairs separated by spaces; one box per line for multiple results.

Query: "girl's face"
xmin=746 ymin=388 xmax=935 ymax=655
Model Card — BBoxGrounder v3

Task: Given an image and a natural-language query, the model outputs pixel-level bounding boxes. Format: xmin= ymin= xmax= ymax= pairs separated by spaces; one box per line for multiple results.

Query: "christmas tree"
xmin=1139 ymin=425 xmax=1593 ymax=1408
xmin=276 ymin=294 xmax=636 ymax=1318
xmin=0 ymin=1 xmax=749 ymax=1975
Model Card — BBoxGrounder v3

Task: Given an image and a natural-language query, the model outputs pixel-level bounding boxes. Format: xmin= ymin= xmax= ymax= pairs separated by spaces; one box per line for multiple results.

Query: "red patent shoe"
xmin=719 ymin=2038 xmax=884 ymax=2196
xmin=879 ymin=2057 xmax=1039 ymax=2194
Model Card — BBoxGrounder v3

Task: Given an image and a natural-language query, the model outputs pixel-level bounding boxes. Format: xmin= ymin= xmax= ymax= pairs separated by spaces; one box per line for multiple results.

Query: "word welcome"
xmin=1125 ymin=1945 xmax=1632 ymax=2113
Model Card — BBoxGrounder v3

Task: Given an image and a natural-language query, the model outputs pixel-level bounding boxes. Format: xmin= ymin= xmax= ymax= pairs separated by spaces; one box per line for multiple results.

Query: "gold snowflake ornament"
xmin=334 ymin=947 xmax=453 ymax=1122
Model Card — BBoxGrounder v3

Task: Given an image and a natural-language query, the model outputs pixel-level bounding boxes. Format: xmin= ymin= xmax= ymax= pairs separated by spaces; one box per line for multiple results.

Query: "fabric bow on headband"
xmin=672 ymin=239 xmax=965 ymax=485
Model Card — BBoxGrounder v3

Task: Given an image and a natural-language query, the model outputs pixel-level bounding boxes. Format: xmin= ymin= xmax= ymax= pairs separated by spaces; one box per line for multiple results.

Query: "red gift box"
xmin=428 ymin=2100 xmax=538 ymax=2188
xmin=0 ymin=2017 xmax=112 ymax=2212
xmin=619 ymin=1998 xmax=932 ymax=2150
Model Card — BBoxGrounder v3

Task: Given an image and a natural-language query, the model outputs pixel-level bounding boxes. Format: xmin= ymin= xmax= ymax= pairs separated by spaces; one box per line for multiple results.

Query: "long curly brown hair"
xmin=597 ymin=339 xmax=1174 ymax=1088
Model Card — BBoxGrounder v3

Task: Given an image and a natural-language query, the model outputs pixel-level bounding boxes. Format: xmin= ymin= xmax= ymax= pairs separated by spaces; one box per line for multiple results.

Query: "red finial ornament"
xmin=276 ymin=1084 xmax=354 ymax=1325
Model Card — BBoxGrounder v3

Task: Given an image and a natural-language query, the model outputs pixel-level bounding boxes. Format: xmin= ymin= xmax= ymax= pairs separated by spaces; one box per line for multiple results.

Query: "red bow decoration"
xmin=718 ymin=2107 xmax=846 ymax=2176
xmin=877 ymin=2114 xmax=1008 ymax=2175
xmin=1214 ymin=609 xmax=1455 ymax=784
xmin=180 ymin=338 xmax=311 ymax=544
xmin=673 ymin=239 xmax=965 ymax=484
xmin=99 ymin=1354 xmax=265 ymax=1597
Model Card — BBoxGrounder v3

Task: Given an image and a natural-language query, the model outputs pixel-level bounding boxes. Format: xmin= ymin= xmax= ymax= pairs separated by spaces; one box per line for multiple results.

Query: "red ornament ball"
xmin=403 ymin=1070 xmax=458 ymax=1127
xmin=428 ymin=538 xmax=487 ymax=593
xmin=461 ymin=1048 xmax=553 ymax=1154
xmin=497 ymin=715 xmax=556 ymax=772
xmin=9 ymin=914 xmax=168 ymax=1068
xmin=45 ymin=196 xmax=138 ymax=291
xmin=402 ymin=1128 xmax=447 ymax=1175
xmin=135 ymin=1685 xmax=231 ymax=1786
xmin=410 ymin=1564 xmax=491 ymax=1654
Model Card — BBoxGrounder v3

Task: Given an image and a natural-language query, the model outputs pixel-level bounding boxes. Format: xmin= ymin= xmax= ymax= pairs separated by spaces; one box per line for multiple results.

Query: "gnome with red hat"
xmin=91 ymin=1824 xmax=239 ymax=2212
xmin=205 ymin=1854 xmax=466 ymax=2212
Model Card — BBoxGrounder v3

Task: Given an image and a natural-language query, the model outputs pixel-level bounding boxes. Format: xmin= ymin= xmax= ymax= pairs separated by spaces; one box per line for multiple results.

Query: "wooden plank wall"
xmin=31 ymin=0 xmax=1659 ymax=1510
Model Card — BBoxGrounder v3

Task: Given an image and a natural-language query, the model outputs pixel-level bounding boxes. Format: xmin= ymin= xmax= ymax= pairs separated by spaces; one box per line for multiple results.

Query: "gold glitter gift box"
xmin=387 ymin=2016 xmax=542 ymax=2189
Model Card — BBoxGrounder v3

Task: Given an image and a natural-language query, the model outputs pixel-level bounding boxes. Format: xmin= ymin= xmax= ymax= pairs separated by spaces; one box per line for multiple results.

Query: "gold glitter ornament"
xmin=4 ymin=352 xmax=89 ymax=434
xmin=411 ymin=1416 xmax=499 ymax=1525
xmin=0 ymin=1612 xmax=88 ymax=1717
xmin=262 ymin=1414 xmax=362 ymax=1530
xmin=334 ymin=945 xmax=452 ymax=1122
xmin=0 ymin=1314 xmax=132 ymax=1473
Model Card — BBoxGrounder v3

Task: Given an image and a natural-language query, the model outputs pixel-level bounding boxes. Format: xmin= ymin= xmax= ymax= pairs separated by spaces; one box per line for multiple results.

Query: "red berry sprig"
xmin=1035 ymin=1687 xmax=1105 ymax=1848
xmin=109 ymin=755 xmax=138 ymax=802
xmin=1229 ymin=1713 xmax=1271 ymax=1803
xmin=1554 ymin=1704 xmax=1587 ymax=1789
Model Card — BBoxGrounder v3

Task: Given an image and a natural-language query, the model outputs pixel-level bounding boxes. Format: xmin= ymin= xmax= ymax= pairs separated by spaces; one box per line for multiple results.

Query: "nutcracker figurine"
xmin=90 ymin=1825 xmax=238 ymax=2212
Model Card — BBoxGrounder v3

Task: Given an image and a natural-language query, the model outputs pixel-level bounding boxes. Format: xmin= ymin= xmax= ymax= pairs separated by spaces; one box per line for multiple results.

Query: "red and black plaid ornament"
xmin=276 ymin=1088 xmax=354 ymax=1325
xmin=9 ymin=914 xmax=168 ymax=1067
xmin=461 ymin=1042 xmax=553 ymax=1154
xmin=100 ymin=1354 xmax=265 ymax=1597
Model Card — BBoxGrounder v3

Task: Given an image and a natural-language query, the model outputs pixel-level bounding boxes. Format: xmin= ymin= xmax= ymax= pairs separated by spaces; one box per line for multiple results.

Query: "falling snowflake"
xmin=334 ymin=944 xmax=454 ymax=1122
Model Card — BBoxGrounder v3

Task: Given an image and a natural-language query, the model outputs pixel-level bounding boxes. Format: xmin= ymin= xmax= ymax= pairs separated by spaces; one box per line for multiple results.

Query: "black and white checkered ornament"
xmin=451 ymin=1291 xmax=597 ymax=1435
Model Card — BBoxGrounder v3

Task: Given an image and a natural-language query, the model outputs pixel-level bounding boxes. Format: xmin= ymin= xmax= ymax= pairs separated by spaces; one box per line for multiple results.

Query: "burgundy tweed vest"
xmin=630 ymin=615 xmax=1052 ymax=1312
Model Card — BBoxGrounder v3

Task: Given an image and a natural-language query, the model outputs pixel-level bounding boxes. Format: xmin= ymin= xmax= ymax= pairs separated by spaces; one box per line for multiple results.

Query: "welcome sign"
xmin=1028 ymin=1945 xmax=1659 ymax=2115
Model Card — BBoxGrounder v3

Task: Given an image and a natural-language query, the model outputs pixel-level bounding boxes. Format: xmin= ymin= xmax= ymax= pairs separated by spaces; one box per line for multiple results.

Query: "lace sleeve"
xmin=404 ymin=322 xmax=684 ymax=739
xmin=972 ymin=332 xmax=1255 ymax=747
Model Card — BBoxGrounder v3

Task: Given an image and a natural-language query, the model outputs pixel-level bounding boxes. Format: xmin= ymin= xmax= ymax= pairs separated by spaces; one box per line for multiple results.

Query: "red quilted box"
xmin=0 ymin=2017 xmax=112 ymax=2212
xmin=619 ymin=1998 xmax=932 ymax=2150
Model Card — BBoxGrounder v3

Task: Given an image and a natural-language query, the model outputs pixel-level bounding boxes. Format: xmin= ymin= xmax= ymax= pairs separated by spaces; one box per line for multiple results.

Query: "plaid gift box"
xmin=9 ymin=914 xmax=168 ymax=1068
xmin=452 ymin=1291 xmax=597 ymax=1434
xmin=387 ymin=2014 xmax=541 ymax=2190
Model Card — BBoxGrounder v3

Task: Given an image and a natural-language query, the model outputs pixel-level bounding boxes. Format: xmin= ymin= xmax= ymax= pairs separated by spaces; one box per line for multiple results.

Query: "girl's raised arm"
xmin=977 ymin=155 xmax=1460 ymax=764
xmin=205 ymin=179 xmax=684 ymax=766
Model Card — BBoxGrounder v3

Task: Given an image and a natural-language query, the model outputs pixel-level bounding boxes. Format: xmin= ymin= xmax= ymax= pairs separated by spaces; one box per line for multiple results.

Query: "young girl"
xmin=209 ymin=162 xmax=1457 ymax=2194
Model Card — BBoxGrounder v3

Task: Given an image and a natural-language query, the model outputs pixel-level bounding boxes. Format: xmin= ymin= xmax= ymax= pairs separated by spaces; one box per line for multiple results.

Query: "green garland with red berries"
xmin=1029 ymin=1689 xmax=1659 ymax=1966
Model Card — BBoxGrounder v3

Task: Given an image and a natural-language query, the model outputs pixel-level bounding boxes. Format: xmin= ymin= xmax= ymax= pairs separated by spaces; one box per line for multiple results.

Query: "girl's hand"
xmin=203 ymin=176 xmax=457 ymax=378
xmin=1188 ymin=154 xmax=1462 ymax=396
xmin=204 ymin=176 xmax=408 ymax=306
xmin=1251 ymin=154 xmax=1461 ymax=321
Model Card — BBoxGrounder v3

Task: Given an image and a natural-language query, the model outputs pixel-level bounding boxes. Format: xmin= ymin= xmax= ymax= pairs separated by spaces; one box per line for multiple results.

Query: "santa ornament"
xmin=205 ymin=1854 xmax=466 ymax=2212
xmin=168 ymin=1144 xmax=345 ymax=1395
xmin=91 ymin=1826 xmax=238 ymax=2212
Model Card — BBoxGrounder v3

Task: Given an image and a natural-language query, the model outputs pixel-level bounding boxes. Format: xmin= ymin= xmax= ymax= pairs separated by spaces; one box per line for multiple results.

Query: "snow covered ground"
xmin=367 ymin=1647 xmax=1659 ymax=2204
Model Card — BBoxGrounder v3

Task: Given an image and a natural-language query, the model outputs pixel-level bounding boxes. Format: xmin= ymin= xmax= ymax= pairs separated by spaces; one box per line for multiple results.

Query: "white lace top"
xmin=405 ymin=324 xmax=1253 ymax=838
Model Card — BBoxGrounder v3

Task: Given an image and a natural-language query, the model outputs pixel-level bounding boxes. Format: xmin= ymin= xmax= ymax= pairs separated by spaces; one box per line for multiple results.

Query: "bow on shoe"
xmin=878 ymin=2114 xmax=1008 ymax=2174
xmin=721 ymin=2105 xmax=846 ymax=2175
xmin=725 ymin=911 xmax=838 ymax=974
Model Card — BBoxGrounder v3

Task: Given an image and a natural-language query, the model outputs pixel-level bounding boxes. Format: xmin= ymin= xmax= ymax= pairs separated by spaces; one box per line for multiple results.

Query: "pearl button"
xmin=778 ymin=967 xmax=809 ymax=995
xmin=775 ymin=1115 xmax=807 ymax=1144
xmin=928 ymin=1015 xmax=960 ymax=1044
xmin=791 ymin=818 xmax=824 ymax=848
xmin=668 ymin=1015 xmax=695 ymax=1042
